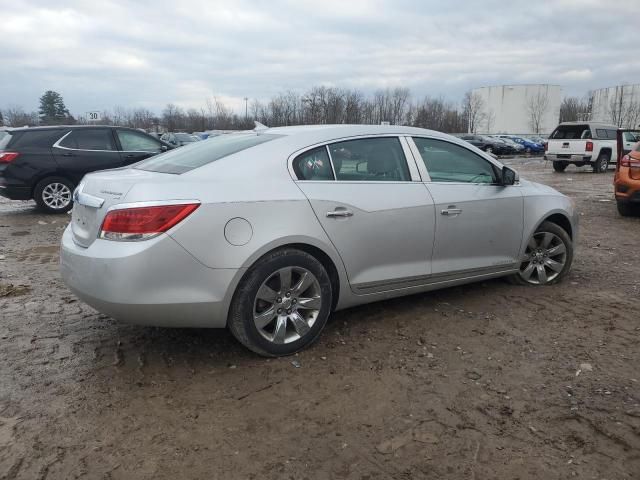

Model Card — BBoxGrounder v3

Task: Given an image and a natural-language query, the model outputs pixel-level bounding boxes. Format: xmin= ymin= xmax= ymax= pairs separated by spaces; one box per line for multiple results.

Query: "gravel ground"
xmin=1 ymin=157 xmax=639 ymax=479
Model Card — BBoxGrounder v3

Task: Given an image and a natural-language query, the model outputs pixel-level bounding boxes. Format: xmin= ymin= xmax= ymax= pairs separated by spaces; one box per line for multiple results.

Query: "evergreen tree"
xmin=38 ymin=90 xmax=70 ymax=124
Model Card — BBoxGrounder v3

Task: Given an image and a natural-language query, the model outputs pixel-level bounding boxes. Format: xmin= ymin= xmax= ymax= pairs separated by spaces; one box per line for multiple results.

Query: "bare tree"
xmin=3 ymin=105 xmax=36 ymax=127
xmin=608 ymin=86 xmax=640 ymax=128
xmin=527 ymin=90 xmax=550 ymax=134
xmin=463 ymin=91 xmax=486 ymax=134
xmin=559 ymin=96 xmax=590 ymax=123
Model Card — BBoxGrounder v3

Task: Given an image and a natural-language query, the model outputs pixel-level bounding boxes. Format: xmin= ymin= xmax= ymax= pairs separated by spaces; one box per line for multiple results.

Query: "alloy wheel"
xmin=253 ymin=266 xmax=322 ymax=344
xmin=42 ymin=182 xmax=72 ymax=210
xmin=518 ymin=231 xmax=567 ymax=285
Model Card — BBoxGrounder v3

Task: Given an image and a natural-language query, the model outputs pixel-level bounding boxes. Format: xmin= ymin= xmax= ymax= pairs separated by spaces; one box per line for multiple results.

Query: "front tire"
xmin=228 ymin=248 xmax=332 ymax=357
xmin=553 ymin=161 xmax=568 ymax=172
xmin=617 ymin=200 xmax=639 ymax=217
xmin=33 ymin=176 xmax=74 ymax=213
xmin=510 ymin=221 xmax=573 ymax=286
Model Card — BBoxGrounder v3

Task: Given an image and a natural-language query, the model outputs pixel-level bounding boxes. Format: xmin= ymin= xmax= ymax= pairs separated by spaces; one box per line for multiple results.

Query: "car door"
xmin=292 ymin=136 xmax=435 ymax=294
xmin=52 ymin=128 xmax=123 ymax=184
xmin=408 ymin=136 xmax=523 ymax=276
xmin=115 ymin=129 xmax=166 ymax=165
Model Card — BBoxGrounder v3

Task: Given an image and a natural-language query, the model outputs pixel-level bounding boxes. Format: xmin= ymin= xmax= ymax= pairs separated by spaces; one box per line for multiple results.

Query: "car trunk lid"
xmin=71 ymin=168 xmax=176 ymax=248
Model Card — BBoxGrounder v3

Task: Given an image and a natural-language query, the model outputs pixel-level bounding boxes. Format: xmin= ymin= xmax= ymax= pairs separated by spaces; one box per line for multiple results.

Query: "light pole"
xmin=244 ymin=97 xmax=248 ymax=120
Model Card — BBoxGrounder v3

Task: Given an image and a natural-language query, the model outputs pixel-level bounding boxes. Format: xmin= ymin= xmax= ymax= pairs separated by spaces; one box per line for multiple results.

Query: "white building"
xmin=589 ymin=84 xmax=640 ymax=128
xmin=471 ymin=84 xmax=562 ymax=135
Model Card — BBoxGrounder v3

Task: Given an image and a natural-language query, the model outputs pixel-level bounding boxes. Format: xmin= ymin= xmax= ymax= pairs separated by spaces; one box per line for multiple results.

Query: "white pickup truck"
xmin=545 ymin=122 xmax=619 ymax=173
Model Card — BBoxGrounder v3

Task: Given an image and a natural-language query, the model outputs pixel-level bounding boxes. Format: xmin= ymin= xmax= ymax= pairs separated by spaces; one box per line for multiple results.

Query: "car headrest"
xmin=367 ymin=148 xmax=396 ymax=176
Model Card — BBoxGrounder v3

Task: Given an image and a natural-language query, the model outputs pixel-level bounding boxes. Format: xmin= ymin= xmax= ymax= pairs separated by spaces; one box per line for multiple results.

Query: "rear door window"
xmin=328 ymin=137 xmax=410 ymax=182
xmin=293 ymin=146 xmax=334 ymax=180
xmin=59 ymin=129 xmax=116 ymax=151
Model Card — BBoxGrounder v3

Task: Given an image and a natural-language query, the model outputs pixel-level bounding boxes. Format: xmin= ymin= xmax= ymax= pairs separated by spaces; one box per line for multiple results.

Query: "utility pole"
xmin=244 ymin=97 xmax=248 ymax=120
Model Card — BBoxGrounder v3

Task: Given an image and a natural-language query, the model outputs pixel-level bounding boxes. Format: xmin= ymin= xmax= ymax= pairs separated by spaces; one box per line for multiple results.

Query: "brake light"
xmin=99 ymin=203 xmax=200 ymax=241
xmin=543 ymin=142 xmax=548 ymax=152
xmin=620 ymin=155 xmax=640 ymax=168
xmin=0 ymin=152 xmax=19 ymax=163
xmin=586 ymin=141 xmax=593 ymax=152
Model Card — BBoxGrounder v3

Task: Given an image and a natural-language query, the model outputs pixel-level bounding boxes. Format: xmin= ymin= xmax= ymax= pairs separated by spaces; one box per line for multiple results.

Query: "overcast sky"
xmin=1 ymin=0 xmax=639 ymax=116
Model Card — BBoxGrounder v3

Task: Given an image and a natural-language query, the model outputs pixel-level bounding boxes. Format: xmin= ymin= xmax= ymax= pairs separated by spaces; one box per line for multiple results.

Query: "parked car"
xmin=0 ymin=125 xmax=172 ymax=213
xmin=502 ymin=135 xmax=544 ymax=154
xmin=614 ymin=129 xmax=640 ymax=216
xmin=161 ymin=132 xmax=201 ymax=147
xmin=60 ymin=125 xmax=577 ymax=357
xmin=490 ymin=136 xmax=523 ymax=154
xmin=459 ymin=134 xmax=510 ymax=155
xmin=545 ymin=122 xmax=618 ymax=173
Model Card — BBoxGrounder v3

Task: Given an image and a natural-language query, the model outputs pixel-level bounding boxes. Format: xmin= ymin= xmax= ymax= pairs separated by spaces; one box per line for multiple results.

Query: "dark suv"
xmin=0 ymin=126 xmax=172 ymax=213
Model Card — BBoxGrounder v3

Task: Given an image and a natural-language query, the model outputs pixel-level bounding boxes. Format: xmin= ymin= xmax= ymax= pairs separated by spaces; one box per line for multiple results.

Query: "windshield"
xmin=134 ymin=133 xmax=282 ymax=174
xmin=175 ymin=133 xmax=196 ymax=141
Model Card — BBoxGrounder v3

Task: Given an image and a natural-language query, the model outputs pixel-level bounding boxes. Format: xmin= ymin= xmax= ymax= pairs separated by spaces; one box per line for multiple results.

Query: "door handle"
xmin=61 ymin=152 xmax=74 ymax=157
xmin=441 ymin=206 xmax=462 ymax=216
xmin=326 ymin=209 xmax=353 ymax=218
xmin=125 ymin=154 xmax=135 ymax=158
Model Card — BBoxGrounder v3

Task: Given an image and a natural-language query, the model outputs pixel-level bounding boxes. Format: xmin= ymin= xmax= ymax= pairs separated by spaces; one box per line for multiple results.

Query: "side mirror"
xmin=501 ymin=166 xmax=518 ymax=186
xmin=161 ymin=145 xmax=168 ymax=152
xmin=356 ymin=161 xmax=367 ymax=173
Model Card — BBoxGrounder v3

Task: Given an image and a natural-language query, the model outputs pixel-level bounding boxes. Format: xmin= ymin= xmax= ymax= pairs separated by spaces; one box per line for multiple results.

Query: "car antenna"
xmin=254 ymin=121 xmax=269 ymax=133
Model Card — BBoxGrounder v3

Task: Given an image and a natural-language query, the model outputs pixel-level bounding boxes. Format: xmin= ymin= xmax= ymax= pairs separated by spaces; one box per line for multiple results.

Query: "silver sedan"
xmin=60 ymin=125 xmax=578 ymax=356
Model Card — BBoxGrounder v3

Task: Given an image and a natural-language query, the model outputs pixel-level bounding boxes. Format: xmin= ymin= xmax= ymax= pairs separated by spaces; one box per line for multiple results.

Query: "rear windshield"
xmin=0 ymin=132 xmax=11 ymax=149
xmin=134 ymin=133 xmax=282 ymax=174
xmin=550 ymin=125 xmax=591 ymax=140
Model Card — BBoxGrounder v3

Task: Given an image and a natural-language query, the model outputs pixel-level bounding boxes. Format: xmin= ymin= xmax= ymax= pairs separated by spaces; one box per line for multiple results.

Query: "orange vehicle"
xmin=614 ymin=129 xmax=640 ymax=216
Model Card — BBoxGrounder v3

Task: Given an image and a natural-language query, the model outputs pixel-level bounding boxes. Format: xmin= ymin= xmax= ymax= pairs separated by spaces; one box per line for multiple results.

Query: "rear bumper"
xmin=60 ymin=225 xmax=243 ymax=328
xmin=545 ymin=154 xmax=592 ymax=162
xmin=614 ymin=169 xmax=640 ymax=203
xmin=0 ymin=181 xmax=31 ymax=200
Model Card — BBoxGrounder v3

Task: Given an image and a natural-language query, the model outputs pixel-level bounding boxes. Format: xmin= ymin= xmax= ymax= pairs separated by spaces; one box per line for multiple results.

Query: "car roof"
xmin=7 ymin=125 xmax=139 ymax=133
xmin=262 ymin=124 xmax=452 ymax=147
xmin=558 ymin=121 xmax=618 ymax=128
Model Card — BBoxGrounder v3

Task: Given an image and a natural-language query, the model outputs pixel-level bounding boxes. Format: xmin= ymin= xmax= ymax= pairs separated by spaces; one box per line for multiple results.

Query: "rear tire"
xmin=593 ymin=153 xmax=609 ymax=173
xmin=617 ymin=201 xmax=639 ymax=217
xmin=33 ymin=176 xmax=74 ymax=213
xmin=553 ymin=161 xmax=568 ymax=172
xmin=228 ymin=248 xmax=332 ymax=357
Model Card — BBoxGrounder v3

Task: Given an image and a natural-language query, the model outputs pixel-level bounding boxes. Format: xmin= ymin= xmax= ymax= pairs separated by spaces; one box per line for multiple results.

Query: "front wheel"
xmin=617 ymin=201 xmax=639 ymax=217
xmin=228 ymin=248 xmax=332 ymax=357
xmin=510 ymin=221 xmax=573 ymax=286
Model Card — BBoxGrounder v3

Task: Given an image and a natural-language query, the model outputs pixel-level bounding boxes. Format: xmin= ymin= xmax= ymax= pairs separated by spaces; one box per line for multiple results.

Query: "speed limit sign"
xmin=86 ymin=111 xmax=101 ymax=121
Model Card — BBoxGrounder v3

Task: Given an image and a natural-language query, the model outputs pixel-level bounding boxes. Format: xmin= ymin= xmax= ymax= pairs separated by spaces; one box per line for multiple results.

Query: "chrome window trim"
xmin=52 ymin=129 xmax=118 ymax=153
xmin=404 ymin=135 xmax=431 ymax=182
xmin=289 ymin=134 xmax=417 ymax=183
xmin=399 ymin=136 xmax=422 ymax=181
xmin=324 ymin=145 xmax=338 ymax=180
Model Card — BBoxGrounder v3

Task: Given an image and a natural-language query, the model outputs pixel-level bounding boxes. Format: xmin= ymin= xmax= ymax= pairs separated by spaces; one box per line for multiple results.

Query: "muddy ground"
xmin=0 ymin=157 xmax=639 ymax=479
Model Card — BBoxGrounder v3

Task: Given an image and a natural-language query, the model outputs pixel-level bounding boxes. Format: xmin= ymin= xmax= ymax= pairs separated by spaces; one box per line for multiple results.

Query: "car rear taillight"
xmin=586 ymin=141 xmax=593 ymax=152
xmin=0 ymin=152 xmax=19 ymax=163
xmin=543 ymin=142 xmax=548 ymax=152
xmin=99 ymin=203 xmax=200 ymax=241
xmin=620 ymin=155 xmax=640 ymax=168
